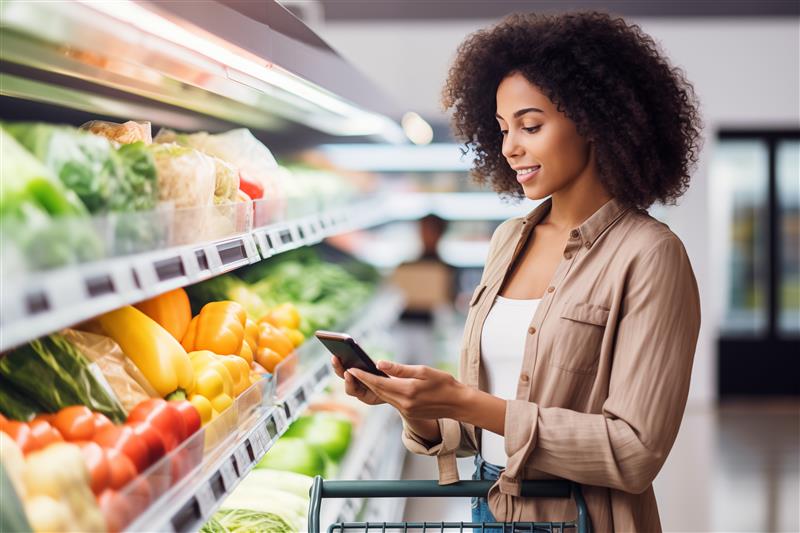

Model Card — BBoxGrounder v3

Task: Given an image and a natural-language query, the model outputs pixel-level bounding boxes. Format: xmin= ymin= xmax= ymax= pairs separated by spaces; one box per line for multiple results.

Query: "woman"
xmin=332 ymin=11 xmax=702 ymax=531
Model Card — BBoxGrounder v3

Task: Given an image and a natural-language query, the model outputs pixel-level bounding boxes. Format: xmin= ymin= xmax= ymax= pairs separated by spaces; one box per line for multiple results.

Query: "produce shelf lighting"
xmin=75 ymin=0 xmax=400 ymax=139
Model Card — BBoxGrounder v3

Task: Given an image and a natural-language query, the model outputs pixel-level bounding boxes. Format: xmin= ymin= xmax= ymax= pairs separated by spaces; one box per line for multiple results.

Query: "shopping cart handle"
xmin=315 ymin=479 xmax=572 ymax=498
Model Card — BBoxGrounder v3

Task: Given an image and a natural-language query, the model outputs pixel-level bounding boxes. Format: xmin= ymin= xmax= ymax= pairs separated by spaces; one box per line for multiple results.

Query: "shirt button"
xmin=547 ymin=286 xmax=555 ymax=293
xmin=528 ymin=326 xmax=536 ymax=335
xmin=585 ymin=241 xmax=592 ymax=249
xmin=564 ymin=252 xmax=572 ymax=259
xmin=520 ymin=374 xmax=530 ymax=383
xmin=570 ymin=230 xmax=580 ymax=239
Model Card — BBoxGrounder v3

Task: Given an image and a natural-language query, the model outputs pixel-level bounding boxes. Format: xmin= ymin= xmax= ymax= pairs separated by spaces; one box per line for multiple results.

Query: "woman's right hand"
xmin=331 ymin=356 xmax=385 ymax=406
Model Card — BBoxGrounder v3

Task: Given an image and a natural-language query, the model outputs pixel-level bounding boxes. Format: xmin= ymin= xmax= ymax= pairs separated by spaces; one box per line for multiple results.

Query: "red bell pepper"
xmin=171 ymin=400 xmax=201 ymax=439
xmin=94 ymin=425 xmax=150 ymax=473
xmin=98 ymin=489 xmax=130 ymax=533
xmin=238 ymin=171 xmax=264 ymax=200
xmin=53 ymin=405 xmax=96 ymax=441
xmin=74 ymin=441 xmax=111 ymax=495
xmin=127 ymin=399 xmax=183 ymax=451
xmin=126 ymin=421 xmax=166 ymax=466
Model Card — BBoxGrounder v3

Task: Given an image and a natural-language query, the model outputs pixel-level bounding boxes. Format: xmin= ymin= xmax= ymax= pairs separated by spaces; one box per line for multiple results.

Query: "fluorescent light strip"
xmin=76 ymin=0 xmax=378 ymax=122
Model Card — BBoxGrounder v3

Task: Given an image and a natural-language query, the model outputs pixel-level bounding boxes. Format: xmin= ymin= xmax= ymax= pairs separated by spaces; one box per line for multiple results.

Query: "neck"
xmin=544 ymin=153 xmax=612 ymax=231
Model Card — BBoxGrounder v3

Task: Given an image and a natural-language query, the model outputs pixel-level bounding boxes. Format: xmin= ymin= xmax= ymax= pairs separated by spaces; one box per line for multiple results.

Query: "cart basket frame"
xmin=308 ymin=477 xmax=592 ymax=533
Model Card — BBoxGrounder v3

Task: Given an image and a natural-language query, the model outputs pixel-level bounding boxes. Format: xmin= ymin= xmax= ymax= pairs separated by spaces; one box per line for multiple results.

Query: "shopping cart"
xmin=308 ymin=477 xmax=591 ymax=533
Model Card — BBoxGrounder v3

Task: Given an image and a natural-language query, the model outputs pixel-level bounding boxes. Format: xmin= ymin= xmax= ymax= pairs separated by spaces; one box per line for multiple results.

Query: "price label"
xmin=251 ymin=426 xmax=269 ymax=457
xmin=219 ymin=460 xmax=237 ymax=491
xmin=234 ymin=445 xmax=251 ymax=476
xmin=195 ymin=483 xmax=215 ymax=517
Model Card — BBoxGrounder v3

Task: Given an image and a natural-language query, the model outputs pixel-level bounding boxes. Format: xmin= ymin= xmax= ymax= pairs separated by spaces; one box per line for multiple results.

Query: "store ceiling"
xmin=294 ymin=1 xmax=799 ymax=21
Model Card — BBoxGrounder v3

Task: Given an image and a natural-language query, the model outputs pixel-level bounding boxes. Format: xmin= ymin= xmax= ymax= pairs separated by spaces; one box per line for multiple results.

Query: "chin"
xmin=521 ymin=184 xmax=552 ymax=201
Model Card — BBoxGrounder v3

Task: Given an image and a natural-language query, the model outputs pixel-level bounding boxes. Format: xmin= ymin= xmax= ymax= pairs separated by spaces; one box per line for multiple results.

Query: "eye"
xmin=499 ymin=129 xmax=508 ymax=136
xmin=523 ymin=126 xmax=541 ymax=133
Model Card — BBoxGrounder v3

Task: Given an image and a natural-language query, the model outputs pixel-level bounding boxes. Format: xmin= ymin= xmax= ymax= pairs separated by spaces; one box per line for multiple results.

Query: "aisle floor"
xmin=400 ymin=400 xmax=799 ymax=532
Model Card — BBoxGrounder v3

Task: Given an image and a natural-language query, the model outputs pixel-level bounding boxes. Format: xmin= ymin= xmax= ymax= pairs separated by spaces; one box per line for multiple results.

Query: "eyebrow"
xmin=495 ymin=107 xmax=544 ymax=120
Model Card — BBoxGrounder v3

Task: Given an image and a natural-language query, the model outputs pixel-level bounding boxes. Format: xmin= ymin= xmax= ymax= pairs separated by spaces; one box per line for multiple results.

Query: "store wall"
xmin=313 ymin=17 xmax=800 ymax=405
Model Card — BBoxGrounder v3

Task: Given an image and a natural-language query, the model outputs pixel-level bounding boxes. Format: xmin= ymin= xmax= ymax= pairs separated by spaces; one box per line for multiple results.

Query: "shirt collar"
xmin=523 ymin=196 xmax=629 ymax=246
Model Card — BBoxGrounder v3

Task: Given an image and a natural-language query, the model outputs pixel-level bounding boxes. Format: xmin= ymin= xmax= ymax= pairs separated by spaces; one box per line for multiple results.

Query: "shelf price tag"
xmin=251 ymin=425 xmax=269 ymax=458
xmin=234 ymin=444 xmax=251 ymax=476
xmin=195 ymin=483 xmax=215 ymax=518
xmin=219 ymin=459 xmax=237 ymax=491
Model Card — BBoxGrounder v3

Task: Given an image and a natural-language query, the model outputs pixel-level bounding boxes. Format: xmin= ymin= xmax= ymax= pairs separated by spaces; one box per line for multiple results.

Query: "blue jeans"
xmin=471 ymin=454 xmax=503 ymax=532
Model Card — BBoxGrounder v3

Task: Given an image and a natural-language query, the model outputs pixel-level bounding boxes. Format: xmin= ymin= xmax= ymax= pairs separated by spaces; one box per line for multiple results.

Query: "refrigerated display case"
xmin=0 ymin=2 xmax=411 ymax=531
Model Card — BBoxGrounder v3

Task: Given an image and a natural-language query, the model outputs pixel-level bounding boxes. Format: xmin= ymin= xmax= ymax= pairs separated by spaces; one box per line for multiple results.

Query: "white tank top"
xmin=479 ymin=294 xmax=541 ymax=467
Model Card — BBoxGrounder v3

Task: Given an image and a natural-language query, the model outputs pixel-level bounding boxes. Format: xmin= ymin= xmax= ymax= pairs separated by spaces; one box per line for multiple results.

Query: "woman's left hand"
xmin=347 ymin=361 xmax=466 ymax=420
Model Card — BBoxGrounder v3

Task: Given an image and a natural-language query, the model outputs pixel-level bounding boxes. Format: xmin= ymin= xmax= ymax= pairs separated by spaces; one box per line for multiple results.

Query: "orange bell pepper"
xmin=181 ymin=301 xmax=247 ymax=356
xmin=134 ymin=288 xmax=192 ymax=342
xmin=257 ymin=322 xmax=294 ymax=359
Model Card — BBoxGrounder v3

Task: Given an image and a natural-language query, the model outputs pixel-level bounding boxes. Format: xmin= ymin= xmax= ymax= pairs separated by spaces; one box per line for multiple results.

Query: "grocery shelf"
xmin=0 ymin=198 xmax=394 ymax=352
xmin=0 ymin=0 xmax=404 ymax=143
xmin=123 ymin=286 xmax=405 ymax=533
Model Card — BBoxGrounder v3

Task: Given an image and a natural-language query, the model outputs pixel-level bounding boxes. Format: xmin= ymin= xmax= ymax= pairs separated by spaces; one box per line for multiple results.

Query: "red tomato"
xmin=3 ymin=421 xmax=34 ymax=454
xmin=28 ymin=419 xmax=63 ymax=451
xmin=127 ymin=399 xmax=184 ymax=451
xmin=94 ymin=426 xmax=150 ymax=473
xmin=171 ymin=400 xmax=201 ymax=439
xmin=93 ymin=413 xmax=114 ymax=434
xmin=98 ymin=489 xmax=131 ymax=533
xmin=31 ymin=413 xmax=56 ymax=424
xmin=53 ymin=406 xmax=96 ymax=441
xmin=74 ymin=441 xmax=110 ymax=494
xmin=104 ymin=448 xmax=137 ymax=490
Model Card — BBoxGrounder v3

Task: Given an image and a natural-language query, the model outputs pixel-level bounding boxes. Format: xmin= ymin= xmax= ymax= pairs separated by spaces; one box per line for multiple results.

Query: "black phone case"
xmin=315 ymin=333 xmax=388 ymax=377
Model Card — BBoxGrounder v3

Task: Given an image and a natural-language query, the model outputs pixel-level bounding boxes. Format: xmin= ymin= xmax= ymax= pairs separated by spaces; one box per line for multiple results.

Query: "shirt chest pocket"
xmin=550 ymin=302 xmax=610 ymax=374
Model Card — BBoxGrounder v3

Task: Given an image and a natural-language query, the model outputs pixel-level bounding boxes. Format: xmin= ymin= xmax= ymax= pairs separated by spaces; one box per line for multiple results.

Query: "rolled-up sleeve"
xmin=495 ymin=236 xmax=701 ymax=496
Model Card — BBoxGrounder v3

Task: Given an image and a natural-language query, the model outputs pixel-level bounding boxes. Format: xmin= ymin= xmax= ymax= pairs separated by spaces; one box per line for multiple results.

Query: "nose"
xmin=501 ymin=130 xmax=523 ymax=161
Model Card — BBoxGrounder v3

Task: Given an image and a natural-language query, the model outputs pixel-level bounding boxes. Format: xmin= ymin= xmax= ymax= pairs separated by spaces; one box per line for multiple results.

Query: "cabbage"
xmin=284 ymin=412 xmax=353 ymax=462
xmin=212 ymin=509 xmax=293 ymax=533
xmin=255 ymin=437 xmax=326 ymax=477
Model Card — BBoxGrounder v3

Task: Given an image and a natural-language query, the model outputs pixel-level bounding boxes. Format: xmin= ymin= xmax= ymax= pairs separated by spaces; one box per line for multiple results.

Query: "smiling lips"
xmin=515 ymin=165 xmax=541 ymax=184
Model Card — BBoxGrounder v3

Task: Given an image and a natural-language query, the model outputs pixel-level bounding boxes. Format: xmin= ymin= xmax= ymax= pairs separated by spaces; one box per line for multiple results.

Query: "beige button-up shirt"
xmin=402 ymin=197 xmax=701 ymax=532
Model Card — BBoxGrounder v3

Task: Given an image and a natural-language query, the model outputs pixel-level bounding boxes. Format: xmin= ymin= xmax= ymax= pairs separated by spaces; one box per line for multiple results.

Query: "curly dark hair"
xmin=443 ymin=12 xmax=703 ymax=209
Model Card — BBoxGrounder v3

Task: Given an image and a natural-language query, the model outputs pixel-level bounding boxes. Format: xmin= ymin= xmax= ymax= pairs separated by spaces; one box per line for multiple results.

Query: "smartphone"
xmin=315 ymin=330 xmax=388 ymax=377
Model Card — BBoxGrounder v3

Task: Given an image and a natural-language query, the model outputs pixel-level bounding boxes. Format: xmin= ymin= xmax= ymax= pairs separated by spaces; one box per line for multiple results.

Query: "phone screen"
xmin=315 ymin=331 xmax=388 ymax=377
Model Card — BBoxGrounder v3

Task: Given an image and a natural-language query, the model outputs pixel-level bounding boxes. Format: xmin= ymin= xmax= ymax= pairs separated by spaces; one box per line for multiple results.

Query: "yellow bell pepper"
xmin=189 ymin=395 xmax=214 ymax=425
xmin=134 ymin=287 xmax=192 ymax=342
xmin=99 ymin=306 xmax=195 ymax=399
xmin=216 ymin=354 xmax=253 ymax=396
xmin=260 ymin=302 xmax=301 ymax=330
xmin=239 ymin=341 xmax=254 ymax=365
xmin=255 ymin=347 xmax=284 ymax=374
xmin=188 ymin=350 xmax=234 ymax=418
xmin=182 ymin=301 xmax=247 ymax=356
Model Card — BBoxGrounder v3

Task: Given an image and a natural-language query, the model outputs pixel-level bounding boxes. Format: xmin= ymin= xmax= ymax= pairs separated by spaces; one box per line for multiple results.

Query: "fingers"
xmin=349 ymin=368 xmax=406 ymax=395
xmin=331 ymin=356 xmax=345 ymax=378
xmin=376 ymin=361 xmax=424 ymax=379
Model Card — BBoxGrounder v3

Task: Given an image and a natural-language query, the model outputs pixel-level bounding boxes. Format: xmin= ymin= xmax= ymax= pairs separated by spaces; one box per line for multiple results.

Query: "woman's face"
xmin=495 ymin=72 xmax=594 ymax=200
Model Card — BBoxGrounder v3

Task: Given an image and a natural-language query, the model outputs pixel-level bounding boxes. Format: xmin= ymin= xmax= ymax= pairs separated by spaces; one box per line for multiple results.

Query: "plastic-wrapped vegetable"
xmin=155 ymin=128 xmax=284 ymax=211
xmin=148 ymin=143 xmax=215 ymax=209
xmin=205 ymin=509 xmax=293 ymax=533
xmin=0 ymin=334 xmax=127 ymax=423
xmin=210 ymin=157 xmax=239 ymax=205
xmin=80 ymin=120 xmax=152 ymax=145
